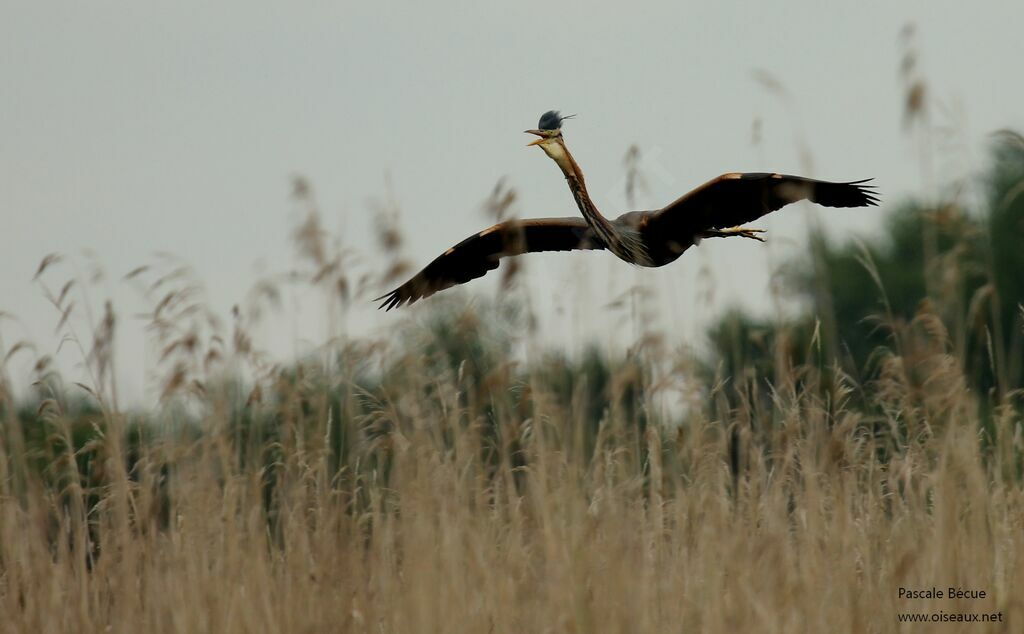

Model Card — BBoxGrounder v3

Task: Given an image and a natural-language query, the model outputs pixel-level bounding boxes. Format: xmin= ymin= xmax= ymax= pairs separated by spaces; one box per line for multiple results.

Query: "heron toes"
xmin=722 ymin=226 xmax=767 ymax=242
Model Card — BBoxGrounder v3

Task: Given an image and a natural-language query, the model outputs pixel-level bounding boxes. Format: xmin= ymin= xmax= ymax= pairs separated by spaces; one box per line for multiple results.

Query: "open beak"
xmin=524 ymin=129 xmax=546 ymax=146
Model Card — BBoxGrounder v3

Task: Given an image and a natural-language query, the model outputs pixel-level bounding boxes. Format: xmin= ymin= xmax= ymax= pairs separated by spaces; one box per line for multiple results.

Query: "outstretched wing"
xmin=376 ymin=217 xmax=604 ymax=310
xmin=651 ymin=172 xmax=878 ymax=233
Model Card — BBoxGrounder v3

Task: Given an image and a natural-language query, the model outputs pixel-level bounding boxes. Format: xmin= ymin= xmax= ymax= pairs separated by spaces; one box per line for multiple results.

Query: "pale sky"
xmin=2 ymin=1 xmax=1022 ymax=404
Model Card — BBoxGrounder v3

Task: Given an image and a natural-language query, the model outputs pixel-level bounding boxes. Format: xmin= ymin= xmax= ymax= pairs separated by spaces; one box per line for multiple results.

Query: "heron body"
xmin=376 ymin=111 xmax=878 ymax=310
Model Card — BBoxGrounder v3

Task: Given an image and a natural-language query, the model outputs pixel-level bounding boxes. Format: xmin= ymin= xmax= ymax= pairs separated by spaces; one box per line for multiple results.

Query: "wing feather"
xmin=652 ymin=172 xmax=878 ymax=233
xmin=376 ymin=217 xmax=603 ymax=310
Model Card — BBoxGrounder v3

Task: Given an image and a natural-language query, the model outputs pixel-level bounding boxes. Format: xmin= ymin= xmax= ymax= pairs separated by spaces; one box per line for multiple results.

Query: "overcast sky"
xmin=2 ymin=1 xmax=1022 ymax=404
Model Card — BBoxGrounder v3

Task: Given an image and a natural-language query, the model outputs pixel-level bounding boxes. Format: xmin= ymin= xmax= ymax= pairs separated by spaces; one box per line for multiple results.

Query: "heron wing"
xmin=652 ymin=172 xmax=878 ymax=233
xmin=376 ymin=217 xmax=604 ymax=310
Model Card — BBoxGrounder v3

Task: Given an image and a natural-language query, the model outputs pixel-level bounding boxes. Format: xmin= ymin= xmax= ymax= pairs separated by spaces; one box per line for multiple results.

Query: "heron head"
xmin=525 ymin=110 xmax=575 ymax=148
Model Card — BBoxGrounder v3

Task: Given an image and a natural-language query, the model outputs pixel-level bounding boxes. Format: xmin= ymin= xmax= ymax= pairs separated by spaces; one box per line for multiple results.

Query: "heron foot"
xmin=703 ymin=226 xmax=767 ymax=242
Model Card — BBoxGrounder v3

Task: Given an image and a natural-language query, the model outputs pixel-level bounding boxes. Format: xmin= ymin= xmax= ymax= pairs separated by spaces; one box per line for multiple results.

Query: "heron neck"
xmin=549 ymin=142 xmax=620 ymax=246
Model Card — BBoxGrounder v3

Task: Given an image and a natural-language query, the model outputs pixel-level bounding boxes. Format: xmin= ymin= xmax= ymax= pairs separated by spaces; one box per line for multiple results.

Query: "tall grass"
xmin=2 ymin=287 xmax=1022 ymax=631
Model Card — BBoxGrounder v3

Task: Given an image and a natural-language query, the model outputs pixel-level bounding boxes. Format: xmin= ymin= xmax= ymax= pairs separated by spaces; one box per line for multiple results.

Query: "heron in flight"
xmin=376 ymin=110 xmax=877 ymax=310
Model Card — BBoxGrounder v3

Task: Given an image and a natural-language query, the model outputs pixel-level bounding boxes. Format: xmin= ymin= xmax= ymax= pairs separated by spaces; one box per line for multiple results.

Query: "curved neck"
xmin=542 ymin=139 xmax=622 ymax=250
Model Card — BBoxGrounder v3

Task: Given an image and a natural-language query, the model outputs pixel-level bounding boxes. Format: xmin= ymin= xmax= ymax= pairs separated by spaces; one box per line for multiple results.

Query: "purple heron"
xmin=376 ymin=111 xmax=877 ymax=310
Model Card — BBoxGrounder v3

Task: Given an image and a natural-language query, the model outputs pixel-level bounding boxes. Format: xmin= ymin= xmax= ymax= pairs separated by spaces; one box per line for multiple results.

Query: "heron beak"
xmin=524 ymin=129 xmax=546 ymax=146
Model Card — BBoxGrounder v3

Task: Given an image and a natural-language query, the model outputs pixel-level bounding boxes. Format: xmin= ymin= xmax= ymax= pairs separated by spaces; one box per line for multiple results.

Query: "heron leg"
xmin=699 ymin=226 xmax=767 ymax=242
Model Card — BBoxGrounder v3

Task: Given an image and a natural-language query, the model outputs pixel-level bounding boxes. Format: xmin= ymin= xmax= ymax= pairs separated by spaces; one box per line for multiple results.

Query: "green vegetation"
xmin=704 ymin=137 xmax=1024 ymax=409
